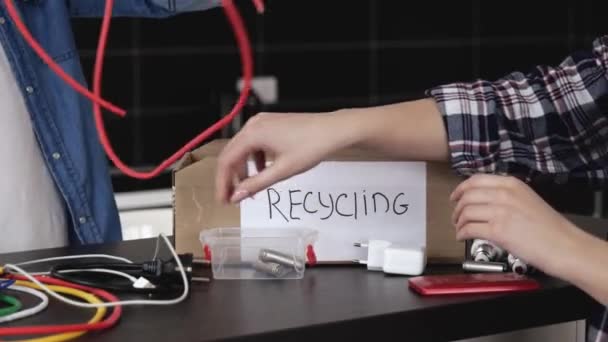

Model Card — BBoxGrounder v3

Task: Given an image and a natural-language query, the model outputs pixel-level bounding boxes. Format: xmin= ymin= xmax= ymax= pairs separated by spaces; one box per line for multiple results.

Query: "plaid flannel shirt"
xmin=427 ymin=35 xmax=608 ymax=342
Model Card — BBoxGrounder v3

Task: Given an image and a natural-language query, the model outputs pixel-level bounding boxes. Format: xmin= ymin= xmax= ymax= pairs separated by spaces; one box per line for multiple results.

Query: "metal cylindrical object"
xmin=470 ymin=239 xmax=506 ymax=262
xmin=508 ymin=254 xmax=532 ymax=274
xmin=258 ymin=249 xmax=305 ymax=270
xmin=251 ymin=260 xmax=288 ymax=278
xmin=462 ymin=260 xmax=507 ymax=273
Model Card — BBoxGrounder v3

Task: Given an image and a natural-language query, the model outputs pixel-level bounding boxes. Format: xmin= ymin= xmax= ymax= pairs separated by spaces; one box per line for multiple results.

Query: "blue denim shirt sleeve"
xmin=68 ymin=0 xmax=221 ymax=17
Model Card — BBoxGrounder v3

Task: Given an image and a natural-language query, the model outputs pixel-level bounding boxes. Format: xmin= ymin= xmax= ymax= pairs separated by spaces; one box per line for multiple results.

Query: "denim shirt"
xmin=0 ymin=0 xmax=219 ymax=246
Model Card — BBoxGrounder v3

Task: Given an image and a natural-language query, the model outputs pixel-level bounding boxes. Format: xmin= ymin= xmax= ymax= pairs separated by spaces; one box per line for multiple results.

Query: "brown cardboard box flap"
xmin=174 ymin=139 xmax=465 ymax=263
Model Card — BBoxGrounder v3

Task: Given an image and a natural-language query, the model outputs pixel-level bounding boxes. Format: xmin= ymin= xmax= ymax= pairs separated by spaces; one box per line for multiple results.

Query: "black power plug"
xmin=142 ymin=253 xmax=209 ymax=285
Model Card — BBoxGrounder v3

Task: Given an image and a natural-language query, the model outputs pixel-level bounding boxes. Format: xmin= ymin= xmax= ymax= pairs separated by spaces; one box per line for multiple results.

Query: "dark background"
xmin=71 ymin=1 xmax=607 ymax=217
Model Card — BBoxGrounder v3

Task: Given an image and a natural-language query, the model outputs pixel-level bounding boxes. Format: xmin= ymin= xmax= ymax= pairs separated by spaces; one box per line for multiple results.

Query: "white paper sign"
xmin=240 ymin=161 xmax=426 ymax=262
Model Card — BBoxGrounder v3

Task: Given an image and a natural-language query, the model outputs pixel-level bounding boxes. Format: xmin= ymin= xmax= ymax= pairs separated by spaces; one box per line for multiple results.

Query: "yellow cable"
xmin=13 ymin=280 xmax=106 ymax=342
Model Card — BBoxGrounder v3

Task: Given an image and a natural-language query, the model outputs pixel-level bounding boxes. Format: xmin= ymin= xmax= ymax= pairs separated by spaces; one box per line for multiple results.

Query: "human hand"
xmin=450 ymin=174 xmax=584 ymax=276
xmin=215 ymin=111 xmax=357 ymax=204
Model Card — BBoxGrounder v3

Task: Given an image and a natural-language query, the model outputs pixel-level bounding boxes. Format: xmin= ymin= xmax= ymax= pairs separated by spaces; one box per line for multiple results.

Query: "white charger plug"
xmin=382 ymin=245 xmax=426 ymax=276
xmin=353 ymin=240 xmax=391 ymax=271
xmin=354 ymin=240 xmax=426 ymax=276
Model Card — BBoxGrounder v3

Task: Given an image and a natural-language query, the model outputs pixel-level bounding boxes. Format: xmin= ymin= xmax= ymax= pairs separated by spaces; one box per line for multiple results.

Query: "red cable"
xmin=3 ymin=0 xmax=125 ymax=117
xmin=252 ymin=0 xmax=265 ymax=12
xmin=5 ymin=0 xmax=263 ymax=179
xmin=93 ymin=0 xmax=256 ymax=179
xmin=0 ymin=275 xmax=122 ymax=336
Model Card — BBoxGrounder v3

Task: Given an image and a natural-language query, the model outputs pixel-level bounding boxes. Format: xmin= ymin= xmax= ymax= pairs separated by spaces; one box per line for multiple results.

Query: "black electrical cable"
xmin=49 ymin=270 xmax=156 ymax=294
xmin=49 ymin=256 xmax=195 ymax=294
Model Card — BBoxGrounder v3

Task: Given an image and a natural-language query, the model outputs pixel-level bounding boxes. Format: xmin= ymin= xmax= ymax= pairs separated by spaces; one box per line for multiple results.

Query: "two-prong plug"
xmin=354 ymin=240 xmax=426 ymax=276
xmin=141 ymin=253 xmax=211 ymax=285
xmin=353 ymin=240 xmax=392 ymax=271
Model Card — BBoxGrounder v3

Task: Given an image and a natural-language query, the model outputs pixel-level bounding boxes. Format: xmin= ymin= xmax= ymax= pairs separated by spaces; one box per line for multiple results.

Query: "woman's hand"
xmin=450 ymin=174 xmax=583 ymax=276
xmin=215 ymin=99 xmax=449 ymax=204
xmin=451 ymin=173 xmax=608 ymax=305
xmin=215 ymin=111 xmax=357 ymax=204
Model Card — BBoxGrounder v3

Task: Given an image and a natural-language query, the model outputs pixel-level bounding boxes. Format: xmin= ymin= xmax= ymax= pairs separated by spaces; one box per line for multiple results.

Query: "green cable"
xmin=0 ymin=293 xmax=22 ymax=317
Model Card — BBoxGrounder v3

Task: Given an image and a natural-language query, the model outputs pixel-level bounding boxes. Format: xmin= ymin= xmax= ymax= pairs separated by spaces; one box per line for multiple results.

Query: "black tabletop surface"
xmin=0 ymin=214 xmax=602 ymax=342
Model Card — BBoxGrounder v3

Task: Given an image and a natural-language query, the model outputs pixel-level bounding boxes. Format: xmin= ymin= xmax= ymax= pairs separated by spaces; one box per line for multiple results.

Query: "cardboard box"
xmin=173 ymin=139 xmax=466 ymax=263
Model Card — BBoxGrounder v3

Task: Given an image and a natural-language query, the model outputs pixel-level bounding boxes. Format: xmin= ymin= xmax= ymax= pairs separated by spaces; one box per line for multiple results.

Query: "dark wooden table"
xmin=1 ymin=215 xmax=602 ymax=341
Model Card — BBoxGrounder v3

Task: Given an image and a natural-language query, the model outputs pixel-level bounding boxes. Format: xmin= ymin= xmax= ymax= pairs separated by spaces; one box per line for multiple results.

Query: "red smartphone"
xmin=408 ymin=273 xmax=541 ymax=296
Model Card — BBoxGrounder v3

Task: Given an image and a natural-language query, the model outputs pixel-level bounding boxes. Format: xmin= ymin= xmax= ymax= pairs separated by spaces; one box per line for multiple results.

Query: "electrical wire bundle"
xmin=45 ymin=239 xmax=208 ymax=294
xmin=0 ymin=278 xmax=121 ymax=342
xmin=0 ymin=233 xmax=208 ymax=342
xmin=0 ymin=269 xmax=120 ymax=342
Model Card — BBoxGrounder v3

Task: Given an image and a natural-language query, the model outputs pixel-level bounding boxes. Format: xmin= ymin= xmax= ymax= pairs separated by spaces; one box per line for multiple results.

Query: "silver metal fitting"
xmin=258 ymin=249 xmax=305 ymax=270
xmin=251 ymin=260 xmax=288 ymax=278
xmin=470 ymin=239 xmax=506 ymax=262
xmin=508 ymin=254 xmax=533 ymax=274
xmin=462 ymin=260 xmax=507 ymax=273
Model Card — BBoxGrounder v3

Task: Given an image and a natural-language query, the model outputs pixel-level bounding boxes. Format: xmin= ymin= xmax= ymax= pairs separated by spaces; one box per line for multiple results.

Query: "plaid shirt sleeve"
xmin=426 ymin=35 xmax=608 ymax=185
xmin=428 ymin=36 xmax=608 ymax=341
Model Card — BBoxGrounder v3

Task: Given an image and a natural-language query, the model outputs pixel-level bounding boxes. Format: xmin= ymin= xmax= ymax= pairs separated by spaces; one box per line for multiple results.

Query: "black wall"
xmin=71 ymin=1 xmax=608 ymax=216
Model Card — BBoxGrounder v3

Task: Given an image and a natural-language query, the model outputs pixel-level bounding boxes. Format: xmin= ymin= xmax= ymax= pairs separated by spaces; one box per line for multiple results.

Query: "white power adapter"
xmin=382 ymin=245 xmax=426 ymax=276
xmin=354 ymin=240 xmax=426 ymax=276
xmin=353 ymin=240 xmax=391 ymax=271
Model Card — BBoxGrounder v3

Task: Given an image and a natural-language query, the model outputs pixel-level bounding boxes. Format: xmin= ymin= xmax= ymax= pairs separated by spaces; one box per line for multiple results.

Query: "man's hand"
xmin=450 ymin=174 xmax=582 ymax=276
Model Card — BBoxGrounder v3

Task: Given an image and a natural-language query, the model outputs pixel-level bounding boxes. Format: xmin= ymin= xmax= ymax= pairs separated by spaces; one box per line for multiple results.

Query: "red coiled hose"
xmin=4 ymin=0 xmax=264 ymax=179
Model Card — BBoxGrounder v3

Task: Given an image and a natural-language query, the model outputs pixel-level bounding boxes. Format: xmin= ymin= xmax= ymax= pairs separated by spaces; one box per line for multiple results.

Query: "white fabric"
xmin=0 ymin=42 xmax=67 ymax=253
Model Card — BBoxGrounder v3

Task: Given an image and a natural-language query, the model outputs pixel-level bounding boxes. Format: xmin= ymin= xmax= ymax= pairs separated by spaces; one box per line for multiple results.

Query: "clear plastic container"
xmin=199 ymin=227 xmax=318 ymax=280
